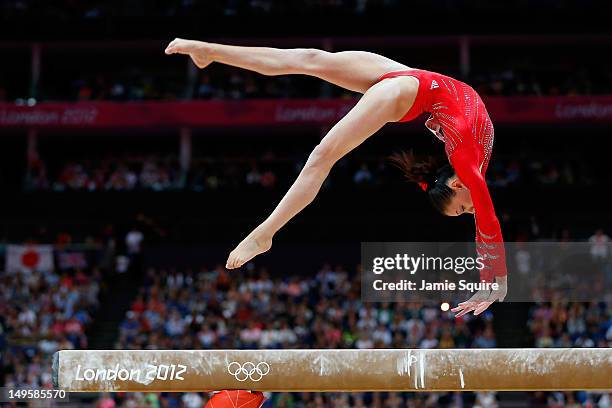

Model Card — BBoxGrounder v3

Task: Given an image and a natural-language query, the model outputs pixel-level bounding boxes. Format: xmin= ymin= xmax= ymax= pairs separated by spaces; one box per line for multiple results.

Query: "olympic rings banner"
xmin=227 ymin=361 xmax=271 ymax=382
xmin=1 ymin=96 xmax=612 ymax=128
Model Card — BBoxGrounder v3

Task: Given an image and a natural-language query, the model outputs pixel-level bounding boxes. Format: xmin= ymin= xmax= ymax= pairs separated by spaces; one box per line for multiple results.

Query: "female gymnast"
xmin=165 ymin=39 xmax=507 ymax=317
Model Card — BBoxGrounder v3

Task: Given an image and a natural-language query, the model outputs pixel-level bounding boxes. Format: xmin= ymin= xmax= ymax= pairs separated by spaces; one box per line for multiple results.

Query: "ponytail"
xmin=389 ymin=150 xmax=456 ymax=214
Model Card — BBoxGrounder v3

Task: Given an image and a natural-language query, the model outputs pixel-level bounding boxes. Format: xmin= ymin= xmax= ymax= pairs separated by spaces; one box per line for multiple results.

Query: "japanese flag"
xmin=6 ymin=245 xmax=54 ymax=273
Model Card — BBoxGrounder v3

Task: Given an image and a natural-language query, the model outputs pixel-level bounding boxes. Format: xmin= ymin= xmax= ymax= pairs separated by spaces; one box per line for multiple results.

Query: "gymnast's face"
xmin=443 ymin=176 xmax=474 ymax=217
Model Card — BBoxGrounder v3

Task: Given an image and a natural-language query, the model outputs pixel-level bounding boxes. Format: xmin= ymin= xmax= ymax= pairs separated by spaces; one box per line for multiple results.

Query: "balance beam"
xmin=53 ymin=348 xmax=612 ymax=392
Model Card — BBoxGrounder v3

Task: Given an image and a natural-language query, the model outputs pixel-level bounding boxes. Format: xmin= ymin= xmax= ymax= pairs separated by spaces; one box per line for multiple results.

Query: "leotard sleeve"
xmin=449 ymin=146 xmax=507 ymax=283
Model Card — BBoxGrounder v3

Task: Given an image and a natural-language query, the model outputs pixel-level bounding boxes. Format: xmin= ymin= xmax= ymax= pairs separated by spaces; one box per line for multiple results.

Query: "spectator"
xmin=589 ymin=228 xmax=610 ymax=262
xmin=353 ymin=164 xmax=373 ymax=184
xmin=125 ymin=227 xmax=144 ymax=255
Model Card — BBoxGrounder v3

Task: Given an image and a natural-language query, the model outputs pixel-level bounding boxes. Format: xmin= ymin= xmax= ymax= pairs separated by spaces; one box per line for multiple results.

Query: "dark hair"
xmin=389 ymin=151 xmax=456 ymax=214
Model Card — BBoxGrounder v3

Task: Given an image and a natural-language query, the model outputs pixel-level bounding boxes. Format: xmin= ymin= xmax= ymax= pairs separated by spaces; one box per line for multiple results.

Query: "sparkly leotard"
xmin=378 ymin=69 xmax=506 ymax=281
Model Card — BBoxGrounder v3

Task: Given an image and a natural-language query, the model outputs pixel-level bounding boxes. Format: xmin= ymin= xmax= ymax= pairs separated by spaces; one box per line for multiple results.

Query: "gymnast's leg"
xmin=165 ymin=38 xmax=409 ymax=93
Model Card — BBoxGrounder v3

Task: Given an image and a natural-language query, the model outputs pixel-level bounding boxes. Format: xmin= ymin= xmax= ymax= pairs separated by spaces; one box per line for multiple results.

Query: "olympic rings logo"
xmin=227 ymin=361 xmax=270 ymax=382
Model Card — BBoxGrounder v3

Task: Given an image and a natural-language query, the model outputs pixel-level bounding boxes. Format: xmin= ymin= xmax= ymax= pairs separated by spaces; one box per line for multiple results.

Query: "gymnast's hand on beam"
xmin=452 ymin=275 xmax=507 ymax=318
xmin=164 ymin=38 xmax=214 ymax=69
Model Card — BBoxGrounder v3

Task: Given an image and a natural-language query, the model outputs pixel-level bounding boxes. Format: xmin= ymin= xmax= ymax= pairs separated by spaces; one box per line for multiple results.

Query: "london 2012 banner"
xmin=1 ymin=96 xmax=612 ymax=128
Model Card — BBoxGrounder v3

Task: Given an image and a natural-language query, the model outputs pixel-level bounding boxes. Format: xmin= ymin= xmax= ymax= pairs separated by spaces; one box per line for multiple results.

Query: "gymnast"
xmin=165 ymin=38 xmax=508 ymax=317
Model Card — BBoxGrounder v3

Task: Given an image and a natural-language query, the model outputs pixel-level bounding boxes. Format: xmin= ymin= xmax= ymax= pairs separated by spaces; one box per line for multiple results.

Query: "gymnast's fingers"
xmin=451 ymin=301 xmax=475 ymax=313
xmin=452 ymin=302 xmax=477 ymax=317
xmin=455 ymin=305 xmax=477 ymax=318
xmin=450 ymin=304 xmax=464 ymax=313
xmin=473 ymin=301 xmax=494 ymax=316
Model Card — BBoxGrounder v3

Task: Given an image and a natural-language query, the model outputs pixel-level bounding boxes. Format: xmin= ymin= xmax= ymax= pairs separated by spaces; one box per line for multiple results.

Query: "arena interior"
xmin=1 ymin=1 xmax=612 ymax=407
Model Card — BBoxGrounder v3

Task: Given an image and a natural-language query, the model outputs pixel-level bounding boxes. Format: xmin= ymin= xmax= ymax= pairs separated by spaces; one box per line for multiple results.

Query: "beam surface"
xmin=54 ymin=348 xmax=612 ymax=392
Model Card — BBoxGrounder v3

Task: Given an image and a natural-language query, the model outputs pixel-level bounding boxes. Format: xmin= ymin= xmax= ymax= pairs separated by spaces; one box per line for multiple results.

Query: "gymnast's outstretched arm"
xmin=165 ymin=38 xmax=408 ymax=93
xmin=224 ymin=77 xmax=418 ymax=268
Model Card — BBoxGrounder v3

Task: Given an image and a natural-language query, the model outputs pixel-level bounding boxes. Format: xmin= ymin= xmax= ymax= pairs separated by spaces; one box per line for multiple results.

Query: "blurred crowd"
xmin=25 ymin=155 xmax=282 ymax=192
xmin=530 ymin=302 xmax=611 ymax=349
xmin=62 ymin=71 xmax=315 ymax=102
xmin=7 ymin=65 xmax=606 ymax=104
xmin=24 ymin=152 xmax=605 ymax=193
xmin=1 ymin=224 xmax=611 ymax=406
xmin=0 ymin=0 xmax=603 ymax=19
xmin=470 ymin=67 xmax=610 ymax=97
xmin=525 ymin=229 xmax=611 ymax=407
xmin=2 ymin=57 xmax=611 ymax=103
xmin=487 ymin=158 xmax=602 ymax=187
xmin=0 ymin=266 xmax=102 ymax=390
xmin=527 ymin=302 xmax=612 ymax=407
xmin=0 ymin=0 xmax=409 ymax=18
xmin=26 ymin=157 xmax=184 ymax=192
xmin=527 ymin=229 xmax=612 ymax=345
xmin=112 ymin=263 xmax=496 ymax=407
xmin=1 ymin=0 xmax=611 ymax=102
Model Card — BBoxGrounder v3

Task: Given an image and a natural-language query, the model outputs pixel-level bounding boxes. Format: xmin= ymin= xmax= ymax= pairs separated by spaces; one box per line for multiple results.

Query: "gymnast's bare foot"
xmin=226 ymin=228 xmax=273 ymax=269
xmin=164 ymin=38 xmax=214 ymax=69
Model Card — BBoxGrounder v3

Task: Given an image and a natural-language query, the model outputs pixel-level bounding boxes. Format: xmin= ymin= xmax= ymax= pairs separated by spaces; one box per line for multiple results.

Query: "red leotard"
xmin=206 ymin=390 xmax=265 ymax=408
xmin=377 ymin=69 xmax=506 ymax=282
